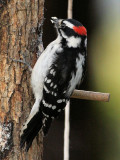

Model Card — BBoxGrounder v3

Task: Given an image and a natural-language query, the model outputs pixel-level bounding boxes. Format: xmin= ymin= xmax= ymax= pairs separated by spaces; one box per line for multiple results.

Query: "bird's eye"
xmin=61 ymin=23 xmax=66 ymax=28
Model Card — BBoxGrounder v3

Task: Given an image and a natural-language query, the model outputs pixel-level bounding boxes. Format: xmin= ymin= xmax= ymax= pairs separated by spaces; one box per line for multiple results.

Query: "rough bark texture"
xmin=0 ymin=0 xmax=44 ymax=159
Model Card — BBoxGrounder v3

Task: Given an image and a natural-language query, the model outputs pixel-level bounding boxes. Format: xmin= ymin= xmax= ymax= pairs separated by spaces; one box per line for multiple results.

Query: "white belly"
xmin=31 ymin=40 xmax=62 ymax=100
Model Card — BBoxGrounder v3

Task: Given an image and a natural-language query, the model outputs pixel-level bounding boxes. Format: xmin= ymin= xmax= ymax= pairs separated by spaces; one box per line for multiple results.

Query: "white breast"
xmin=31 ymin=36 xmax=62 ymax=101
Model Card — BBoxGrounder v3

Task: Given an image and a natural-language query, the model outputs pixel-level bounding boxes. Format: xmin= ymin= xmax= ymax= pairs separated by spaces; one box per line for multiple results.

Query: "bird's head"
xmin=51 ymin=17 xmax=87 ymax=38
xmin=51 ymin=17 xmax=87 ymax=48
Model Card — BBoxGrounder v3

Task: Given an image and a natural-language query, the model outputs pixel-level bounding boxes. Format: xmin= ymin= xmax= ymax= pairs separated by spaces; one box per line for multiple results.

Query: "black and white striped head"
xmin=51 ymin=17 xmax=87 ymax=48
xmin=51 ymin=17 xmax=87 ymax=38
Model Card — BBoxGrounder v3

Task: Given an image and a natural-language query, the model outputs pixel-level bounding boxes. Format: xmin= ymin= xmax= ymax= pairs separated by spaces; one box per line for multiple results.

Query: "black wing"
xmin=40 ymin=49 xmax=79 ymax=135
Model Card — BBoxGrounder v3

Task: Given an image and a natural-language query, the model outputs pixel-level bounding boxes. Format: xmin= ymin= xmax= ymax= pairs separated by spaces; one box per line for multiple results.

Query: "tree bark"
xmin=0 ymin=0 xmax=44 ymax=159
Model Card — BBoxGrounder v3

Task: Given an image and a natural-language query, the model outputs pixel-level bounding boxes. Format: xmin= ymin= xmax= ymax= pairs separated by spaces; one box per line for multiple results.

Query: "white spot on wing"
xmin=45 ymin=77 xmax=47 ymax=82
xmin=54 ymin=85 xmax=57 ymax=89
xmin=57 ymin=99 xmax=63 ymax=103
xmin=42 ymin=100 xmax=49 ymax=107
xmin=63 ymin=90 xmax=66 ymax=94
xmin=62 ymin=99 xmax=66 ymax=102
xmin=52 ymin=71 xmax=56 ymax=76
xmin=52 ymin=106 xmax=56 ymax=110
xmin=42 ymin=112 xmax=49 ymax=118
xmin=58 ymin=109 xmax=61 ymax=112
xmin=48 ymin=104 xmax=52 ymax=108
xmin=51 ymin=91 xmax=57 ymax=96
xmin=50 ymin=69 xmax=54 ymax=74
xmin=47 ymin=79 xmax=51 ymax=83
xmin=44 ymin=85 xmax=50 ymax=93
xmin=51 ymin=91 xmax=54 ymax=95
xmin=49 ymin=68 xmax=56 ymax=76
xmin=54 ymin=93 xmax=57 ymax=96
xmin=50 ymin=82 xmax=53 ymax=87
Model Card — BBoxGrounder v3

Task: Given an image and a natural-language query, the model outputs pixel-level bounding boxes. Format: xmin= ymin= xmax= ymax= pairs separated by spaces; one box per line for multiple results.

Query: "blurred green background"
xmin=43 ymin=0 xmax=120 ymax=160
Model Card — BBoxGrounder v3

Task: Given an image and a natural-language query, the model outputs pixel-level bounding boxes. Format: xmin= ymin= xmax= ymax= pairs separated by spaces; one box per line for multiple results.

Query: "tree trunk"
xmin=0 ymin=0 xmax=44 ymax=159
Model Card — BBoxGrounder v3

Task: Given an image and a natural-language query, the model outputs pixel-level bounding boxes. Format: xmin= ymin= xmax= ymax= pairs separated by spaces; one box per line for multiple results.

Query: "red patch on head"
xmin=73 ymin=26 xmax=87 ymax=36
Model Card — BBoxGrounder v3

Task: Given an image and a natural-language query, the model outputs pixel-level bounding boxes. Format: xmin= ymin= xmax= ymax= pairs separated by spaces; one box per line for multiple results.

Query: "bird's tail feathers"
xmin=20 ymin=108 xmax=43 ymax=151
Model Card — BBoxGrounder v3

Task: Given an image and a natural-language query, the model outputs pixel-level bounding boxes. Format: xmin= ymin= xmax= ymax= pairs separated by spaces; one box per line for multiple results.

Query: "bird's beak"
xmin=51 ymin=17 xmax=62 ymax=28
xmin=51 ymin=17 xmax=58 ymax=24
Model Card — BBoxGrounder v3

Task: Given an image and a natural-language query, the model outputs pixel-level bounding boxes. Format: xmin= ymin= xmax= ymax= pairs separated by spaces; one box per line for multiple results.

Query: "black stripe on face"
xmin=61 ymin=27 xmax=79 ymax=37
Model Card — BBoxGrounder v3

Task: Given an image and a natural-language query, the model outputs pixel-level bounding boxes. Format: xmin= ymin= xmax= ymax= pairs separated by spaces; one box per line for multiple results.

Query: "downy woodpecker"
xmin=20 ymin=17 xmax=87 ymax=151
